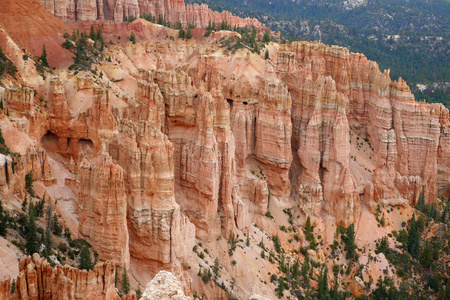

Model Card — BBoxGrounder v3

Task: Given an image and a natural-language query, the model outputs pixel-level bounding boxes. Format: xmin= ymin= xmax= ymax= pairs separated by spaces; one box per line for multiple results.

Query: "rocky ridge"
xmin=0 ymin=0 xmax=448 ymax=299
xmin=39 ymin=0 xmax=264 ymax=29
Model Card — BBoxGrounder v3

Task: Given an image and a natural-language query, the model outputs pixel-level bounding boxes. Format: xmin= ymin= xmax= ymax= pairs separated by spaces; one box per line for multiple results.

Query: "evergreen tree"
xmin=42 ymin=229 xmax=52 ymax=259
xmin=179 ymin=27 xmax=185 ymax=39
xmin=408 ymin=214 xmax=420 ymax=258
xmin=96 ymin=26 xmax=103 ymax=41
xmin=265 ymin=49 xmax=269 ymax=60
xmin=122 ymin=265 xmax=130 ymax=294
xmin=35 ymin=195 xmax=45 ymax=218
xmin=0 ymin=128 xmax=4 ymax=145
xmin=129 ymin=32 xmax=136 ymax=44
xmin=96 ymin=26 xmax=104 ymax=51
xmin=186 ymin=27 xmax=192 ymax=39
xmin=79 ymin=246 xmax=94 ymax=270
xmin=213 ymin=258 xmax=220 ymax=280
xmin=0 ymin=200 xmax=10 ymax=236
xmin=115 ymin=267 xmax=118 ymax=287
xmin=22 ymin=195 xmax=28 ymax=211
xmin=318 ymin=267 xmax=329 ymax=300
xmin=157 ymin=14 xmax=164 ymax=25
xmin=25 ymin=202 xmax=39 ymax=255
xmin=136 ymin=284 xmax=142 ymax=299
xmin=10 ymin=279 xmax=15 ymax=294
xmin=306 ymin=216 xmax=313 ymax=233
xmin=344 ymin=224 xmax=356 ymax=259
xmin=301 ymin=256 xmax=310 ymax=281
xmin=25 ymin=171 xmax=35 ymax=197
xmin=89 ymin=25 xmax=96 ymax=41
xmin=40 ymin=44 xmax=49 ymax=68
xmin=420 ymin=241 xmax=433 ymax=268
xmin=52 ymin=214 xmax=62 ymax=236
xmin=262 ymin=30 xmax=271 ymax=44
xmin=416 ymin=190 xmax=425 ymax=211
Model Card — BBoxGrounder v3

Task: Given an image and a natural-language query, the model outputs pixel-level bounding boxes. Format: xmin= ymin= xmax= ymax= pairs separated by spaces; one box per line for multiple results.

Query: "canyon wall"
xmin=3 ymin=254 xmax=121 ymax=300
xmin=39 ymin=0 xmax=264 ymax=29
xmin=0 ymin=5 xmax=449 ymax=298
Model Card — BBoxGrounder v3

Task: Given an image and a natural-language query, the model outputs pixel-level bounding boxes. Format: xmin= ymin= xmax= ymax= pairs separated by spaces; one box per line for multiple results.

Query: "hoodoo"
xmin=0 ymin=0 xmax=448 ymax=299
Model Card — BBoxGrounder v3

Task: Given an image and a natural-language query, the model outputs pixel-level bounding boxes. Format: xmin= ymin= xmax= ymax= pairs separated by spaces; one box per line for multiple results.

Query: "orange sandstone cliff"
xmin=0 ymin=0 xmax=448 ymax=299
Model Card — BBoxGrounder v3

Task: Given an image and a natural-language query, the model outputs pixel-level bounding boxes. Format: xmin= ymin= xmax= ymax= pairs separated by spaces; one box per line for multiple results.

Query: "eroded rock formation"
xmin=39 ymin=0 xmax=264 ymax=29
xmin=7 ymin=254 xmax=120 ymax=300
xmin=0 ymin=4 xmax=448 ymax=298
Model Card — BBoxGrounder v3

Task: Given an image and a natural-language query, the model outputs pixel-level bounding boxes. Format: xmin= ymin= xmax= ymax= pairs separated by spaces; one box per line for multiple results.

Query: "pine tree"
xmin=52 ymin=213 xmax=62 ymax=236
xmin=417 ymin=190 xmax=425 ymax=211
xmin=122 ymin=265 xmax=130 ymax=294
xmin=10 ymin=279 xmax=15 ymax=294
xmin=265 ymin=49 xmax=269 ymax=60
xmin=42 ymin=229 xmax=52 ymax=259
xmin=129 ymin=32 xmax=136 ymax=44
xmin=136 ymin=284 xmax=142 ymax=299
xmin=179 ymin=27 xmax=185 ymax=39
xmin=262 ymin=30 xmax=271 ymax=44
xmin=186 ymin=27 xmax=192 ymax=39
xmin=0 ymin=200 xmax=10 ymax=236
xmin=408 ymin=214 xmax=420 ymax=258
xmin=22 ymin=195 xmax=28 ymax=211
xmin=25 ymin=202 xmax=39 ymax=255
xmin=40 ymin=44 xmax=49 ymax=68
xmin=420 ymin=241 xmax=432 ymax=268
xmin=157 ymin=14 xmax=164 ymax=25
xmin=96 ymin=26 xmax=104 ymax=51
xmin=35 ymin=195 xmax=45 ymax=218
xmin=89 ymin=25 xmax=96 ymax=41
xmin=344 ymin=224 xmax=356 ymax=259
xmin=213 ymin=258 xmax=220 ymax=280
xmin=318 ymin=267 xmax=329 ymax=300
xmin=306 ymin=216 xmax=313 ymax=234
xmin=79 ymin=246 xmax=94 ymax=270
xmin=301 ymin=256 xmax=310 ymax=281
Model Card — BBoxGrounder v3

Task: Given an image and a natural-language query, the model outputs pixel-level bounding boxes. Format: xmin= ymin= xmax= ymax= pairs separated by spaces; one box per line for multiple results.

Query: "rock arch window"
xmin=78 ymin=139 xmax=94 ymax=151
xmin=41 ymin=131 xmax=60 ymax=152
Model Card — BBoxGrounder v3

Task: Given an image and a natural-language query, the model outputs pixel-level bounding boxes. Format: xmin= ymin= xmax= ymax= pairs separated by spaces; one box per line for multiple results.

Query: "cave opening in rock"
xmin=226 ymin=99 xmax=233 ymax=111
xmin=41 ymin=131 xmax=60 ymax=152
xmin=243 ymin=101 xmax=248 ymax=105
xmin=79 ymin=139 xmax=94 ymax=151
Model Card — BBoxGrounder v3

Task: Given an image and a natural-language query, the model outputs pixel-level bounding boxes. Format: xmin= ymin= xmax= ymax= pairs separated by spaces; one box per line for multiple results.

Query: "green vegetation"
xmin=136 ymin=284 xmax=142 ymax=299
xmin=303 ymin=216 xmax=317 ymax=250
xmin=39 ymin=44 xmax=49 ymax=68
xmin=79 ymin=246 xmax=94 ymax=270
xmin=25 ymin=202 xmax=38 ymax=255
xmin=25 ymin=172 xmax=35 ymax=197
xmin=0 ymin=46 xmax=17 ymax=78
xmin=62 ymin=27 xmax=105 ymax=72
xmin=122 ymin=265 xmax=130 ymax=294
xmin=186 ymin=27 xmax=192 ymax=39
xmin=0 ymin=200 xmax=13 ymax=237
xmin=129 ymin=32 xmax=136 ymax=44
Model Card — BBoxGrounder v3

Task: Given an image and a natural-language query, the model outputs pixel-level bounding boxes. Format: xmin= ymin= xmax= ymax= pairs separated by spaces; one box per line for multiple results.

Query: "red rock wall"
xmin=5 ymin=254 xmax=120 ymax=300
xmin=39 ymin=0 xmax=264 ymax=29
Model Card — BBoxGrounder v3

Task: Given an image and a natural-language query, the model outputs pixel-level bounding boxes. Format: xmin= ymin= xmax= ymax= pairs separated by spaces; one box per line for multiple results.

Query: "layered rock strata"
xmin=0 ymin=10 xmax=448 ymax=298
xmin=6 ymin=254 xmax=120 ymax=300
xmin=39 ymin=0 xmax=264 ymax=28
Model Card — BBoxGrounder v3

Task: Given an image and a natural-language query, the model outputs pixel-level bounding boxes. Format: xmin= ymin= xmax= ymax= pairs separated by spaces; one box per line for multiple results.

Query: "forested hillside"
xmin=187 ymin=0 xmax=450 ymax=107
